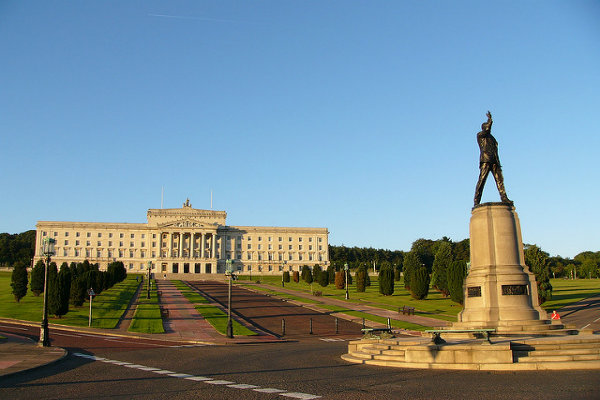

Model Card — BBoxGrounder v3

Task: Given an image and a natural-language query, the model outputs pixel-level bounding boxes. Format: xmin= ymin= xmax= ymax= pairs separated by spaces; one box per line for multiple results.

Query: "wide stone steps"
xmin=343 ymin=334 xmax=600 ymax=370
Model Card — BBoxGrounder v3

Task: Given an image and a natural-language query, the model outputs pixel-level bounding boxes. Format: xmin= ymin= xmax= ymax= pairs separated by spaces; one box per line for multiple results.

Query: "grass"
xmin=542 ymin=278 xmax=600 ymax=311
xmin=128 ymin=280 xmax=165 ymax=334
xmin=172 ymin=280 xmax=257 ymax=336
xmin=0 ymin=271 xmax=141 ymax=329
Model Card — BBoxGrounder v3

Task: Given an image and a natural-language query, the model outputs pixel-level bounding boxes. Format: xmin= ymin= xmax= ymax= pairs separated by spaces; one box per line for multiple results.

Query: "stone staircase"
xmin=451 ymin=319 xmax=579 ymax=337
xmin=342 ymin=334 xmax=600 ymax=370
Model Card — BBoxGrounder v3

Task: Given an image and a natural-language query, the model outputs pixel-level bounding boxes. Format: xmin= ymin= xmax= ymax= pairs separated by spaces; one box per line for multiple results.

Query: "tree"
xmin=47 ymin=262 xmax=61 ymax=317
xmin=10 ymin=260 xmax=28 ymax=302
xmin=378 ymin=264 xmax=395 ymax=296
xmin=327 ymin=264 xmax=335 ymax=283
xmin=70 ymin=275 xmax=87 ymax=307
xmin=402 ymin=251 xmax=422 ymax=290
xmin=335 ymin=271 xmax=345 ymax=289
xmin=317 ymin=269 xmax=329 ymax=287
xmin=292 ymin=271 xmax=299 ymax=283
xmin=447 ymin=260 xmax=467 ymax=304
xmin=410 ymin=266 xmax=430 ymax=299
xmin=524 ymin=244 xmax=552 ymax=304
xmin=301 ymin=265 xmax=313 ymax=284
xmin=283 ymin=271 xmax=290 ymax=283
xmin=355 ymin=266 xmax=367 ymax=292
xmin=56 ymin=262 xmax=71 ymax=317
xmin=432 ymin=241 xmax=452 ymax=297
xmin=30 ymin=260 xmax=45 ymax=296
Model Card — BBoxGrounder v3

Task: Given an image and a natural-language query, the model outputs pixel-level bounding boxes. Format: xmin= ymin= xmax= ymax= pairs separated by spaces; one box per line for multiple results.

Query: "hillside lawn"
xmin=128 ymin=280 xmax=165 ymax=334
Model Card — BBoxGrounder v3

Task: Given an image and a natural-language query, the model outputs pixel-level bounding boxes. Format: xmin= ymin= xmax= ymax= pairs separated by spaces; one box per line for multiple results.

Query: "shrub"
xmin=47 ymin=263 xmax=61 ymax=317
xmin=402 ymin=251 xmax=422 ymax=290
xmin=56 ymin=262 xmax=71 ymax=317
xmin=317 ymin=269 xmax=329 ymax=287
xmin=356 ymin=266 xmax=367 ymax=292
xmin=447 ymin=260 xmax=467 ymax=304
xmin=283 ymin=271 xmax=290 ymax=282
xmin=335 ymin=271 xmax=345 ymax=289
xmin=292 ymin=271 xmax=299 ymax=283
xmin=432 ymin=241 xmax=452 ymax=296
xmin=410 ymin=266 xmax=430 ymax=300
xmin=301 ymin=265 xmax=313 ymax=284
xmin=10 ymin=261 xmax=28 ymax=302
xmin=524 ymin=244 xmax=553 ymax=304
xmin=379 ymin=264 xmax=395 ymax=296
xmin=327 ymin=265 xmax=335 ymax=283
xmin=30 ymin=260 xmax=45 ymax=296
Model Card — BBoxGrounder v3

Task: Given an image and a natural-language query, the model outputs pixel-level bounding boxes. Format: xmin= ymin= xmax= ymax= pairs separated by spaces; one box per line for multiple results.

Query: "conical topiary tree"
xmin=47 ymin=262 xmax=61 ymax=317
xmin=356 ymin=266 xmax=367 ymax=292
xmin=11 ymin=261 xmax=29 ymax=302
xmin=30 ymin=260 xmax=45 ymax=296
xmin=432 ymin=241 xmax=452 ymax=297
xmin=378 ymin=264 xmax=395 ymax=296
xmin=56 ymin=262 xmax=71 ymax=317
xmin=410 ymin=266 xmax=430 ymax=300
xmin=402 ymin=251 xmax=422 ymax=290
xmin=447 ymin=260 xmax=467 ymax=305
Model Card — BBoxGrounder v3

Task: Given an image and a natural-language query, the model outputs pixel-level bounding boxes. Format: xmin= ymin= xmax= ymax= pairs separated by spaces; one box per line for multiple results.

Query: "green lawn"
xmin=0 ymin=271 xmax=140 ymax=328
xmin=172 ymin=281 xmax=257 ymax=336
xmin=128 ymin=280 xmax=165 ymax=334
xmin=542 ymin=279 xmax=600 ymax=311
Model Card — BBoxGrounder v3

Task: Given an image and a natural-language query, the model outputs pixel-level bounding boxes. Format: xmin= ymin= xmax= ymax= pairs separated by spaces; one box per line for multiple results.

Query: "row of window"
xmin=244 ymin=236 xmax=323 ymax=243
xmin=246 ymin=244 xmax=323 ymax=251
xmin=44 ymin=231 xmax=156 ymax=239
xmin=62 ymin=240 xmax=157 ymax=248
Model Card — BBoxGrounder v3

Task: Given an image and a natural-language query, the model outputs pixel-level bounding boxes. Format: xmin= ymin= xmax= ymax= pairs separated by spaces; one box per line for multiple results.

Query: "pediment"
xmin=158 ymin=219 xmax=216 ymax=229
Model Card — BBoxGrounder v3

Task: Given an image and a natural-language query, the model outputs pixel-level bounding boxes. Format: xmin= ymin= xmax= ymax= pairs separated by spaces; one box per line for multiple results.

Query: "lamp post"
xmin=344 ymin=263 xmax=349 ymax=300
xmin=40 ymin=237 xmax=55 ymax=347
xmin=88 ymin=288 xmax=95 ymax=327
xmin=282 ymin=261 xmax=287 ymax=287
xmin=225 ymin=259 xmax=235 ymax=338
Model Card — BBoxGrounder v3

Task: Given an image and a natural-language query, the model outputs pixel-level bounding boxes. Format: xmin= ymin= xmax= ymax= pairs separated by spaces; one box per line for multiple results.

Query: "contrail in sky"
xmin=148 ymin=13 xmax=239 ymax=23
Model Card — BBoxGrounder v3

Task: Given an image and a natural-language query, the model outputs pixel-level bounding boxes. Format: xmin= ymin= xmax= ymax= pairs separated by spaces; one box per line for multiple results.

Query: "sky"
xmin=1 ymin=1 xmax=598 ymax=259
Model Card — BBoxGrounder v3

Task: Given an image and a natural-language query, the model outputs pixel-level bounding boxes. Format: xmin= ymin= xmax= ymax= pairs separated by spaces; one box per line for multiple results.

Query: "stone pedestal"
xmin=456 ymin=203 xmax=547 ymax=328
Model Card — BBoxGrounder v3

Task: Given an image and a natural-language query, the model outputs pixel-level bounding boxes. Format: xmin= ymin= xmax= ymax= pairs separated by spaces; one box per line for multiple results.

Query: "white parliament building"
xmin=34 ymin=199 xmax=329 ymax=277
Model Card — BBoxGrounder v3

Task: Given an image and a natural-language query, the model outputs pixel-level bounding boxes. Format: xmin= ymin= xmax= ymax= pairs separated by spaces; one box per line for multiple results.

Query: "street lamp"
xmin=344 ymin=263 xmax=349 ymax=300
xmin=282 ymin=261 xmax=287 ymax=287
xmin=147 ymin=260 xmax=152 ymax=299
xmin=40 ymin=237 xmax=55 ymax=347
xmin=225 ymin=259 xmax=235 ymax=338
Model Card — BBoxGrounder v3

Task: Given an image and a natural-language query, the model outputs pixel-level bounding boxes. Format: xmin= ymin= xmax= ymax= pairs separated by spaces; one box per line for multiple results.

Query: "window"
xmin=289 ymin=237 xmax=292 ymax=242
xmin=299 ymin=237 xmax=302 ymax=242
xmin=76 ymin=240 xmax=80 ymax=246
xmin=268 ymin=244 xmax=272 ymax=250
xmin=141 ymin=234 xmax=145 ymax=238
xmin=299 ymin=254 xmax=303 ymax=261
xmin=96 ymin=250 xmax=101 ymax=258
xmin=109 ymin=233 xmax=113 ymax=238
xmin=247 ymin=244 xmax=252 ymax=250
xmin=85 ymin=249 xmax=90 ymax=257
xmin=75 ymin=249 xmax=80 ymax=256
xmin=258 ymin=244 xmax=262 ymax=250
xmin=319 ymin=246 xmax=323 ymax=251
xmin=278 ymin=254 xmax=283 ymax=261
xmin=258 ymin=236 xmax=262 ymax=241
xmin=247 ymin=252 xmax=252 ymax=260
xmin=268 ymin=237 xmax=272 ymax=241
xmin=278 ymin=237 xmax=282 ymax=242
xmin=288 ymin=254 xmax=293 ymax=261
xmin=54 ymin=232 xmax=58 ymax=237
xmin=87 ymin=232 xmax=91 ymax=238
xmin=42 ymin=231 xmax=47 ymax=237
xmin=299 ymin=245 xmax=303 ymax=250
xmin=76 ymin=232 xmax=80 ymax=237
xmin=152 ymin=234 xmax=156 ymax=239
xmin=119 ymin=241 xmax=123 ymax=247
xmin=119 ymin=250 xmax=124 ymax=257
xmin=279 ymin=245 xmax=282 ymax=250
xmin=258 ymin=254 xmax=262 ymax=261
xmin=86 ymin=241 xmax=90 ymax=246
xmin=129 ymin=263 xmax=133 ymax=270
xmin=129 ymin=250 xmax=134 ymax=258
xmin=131 ymin=234 xmax=135 ymax=238
xmin=247 ymin=236 xmax=252 ymax=241
xmin=309 ymin=237 xmax=312 ymax=242
xmin=64 ymin=240 xmax=68 ymax=245
xmin=108 ymin=241 xmax=112 ymax=246
xmin=309 ymin=245 xmax=313 ymax=250
xmin=120 ymin=233 xmax=124 ymax=238
xmin=152 ymin=242 xmax=156 ymax=247
xmin=141 ymin=242 xmax=145 ymax=247
xmin=309 ymin=254 xmax=313 ymax=261
xmin=288 ymin=245 xmax=292 ymax=250
xmin=141 ymin=251 xmax=146 ymax=258
xmin=130 ymin=242 xmax=134 ymax=247
xmin=318 ymin=238 xmax=322 ymax=242
xmin=108 ymin=250 xmax=113 ymax=257
xmin=63 ymin=249 xmax=68 ymax=256
xmin=97 ymin=241 xmax=101 ymax=246
xmin=152 ymin=251 xmax=156 ymax=257
xmin=98 ymin=233 xmax=102 ymax=237
xmin=65 ymin=232 xmax=69 ymax=237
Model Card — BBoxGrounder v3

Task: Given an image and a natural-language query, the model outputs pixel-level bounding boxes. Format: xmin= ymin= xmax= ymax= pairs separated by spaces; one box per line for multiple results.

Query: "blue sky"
xmin=1 ymin=1 xmax=598 ymax=258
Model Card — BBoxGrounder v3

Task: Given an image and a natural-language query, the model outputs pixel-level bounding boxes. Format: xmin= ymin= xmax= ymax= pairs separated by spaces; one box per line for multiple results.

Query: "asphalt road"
xmin=1 ymin=323 xmax=599 ymax=400
xmin=560 ymin=293 xmax=600 ymax=331
xmin=188 ymin=281 xmax=366 ymax=338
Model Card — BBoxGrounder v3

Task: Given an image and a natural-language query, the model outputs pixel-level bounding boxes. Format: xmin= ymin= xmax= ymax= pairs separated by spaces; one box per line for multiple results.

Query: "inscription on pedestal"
xmin=501 ymin=285 xmax=528 ymax=295
xmin=467 ymin=286 xmax=482 ymax=297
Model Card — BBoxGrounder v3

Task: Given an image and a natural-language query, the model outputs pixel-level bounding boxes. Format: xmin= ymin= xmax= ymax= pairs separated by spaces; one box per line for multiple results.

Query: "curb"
xmin=0 ymin=333 xmax=69 ymax=379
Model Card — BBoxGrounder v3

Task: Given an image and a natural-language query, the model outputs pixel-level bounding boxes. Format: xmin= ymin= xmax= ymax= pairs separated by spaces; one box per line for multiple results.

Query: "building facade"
xmin=34 ymin=200 xmax=329 ymax=276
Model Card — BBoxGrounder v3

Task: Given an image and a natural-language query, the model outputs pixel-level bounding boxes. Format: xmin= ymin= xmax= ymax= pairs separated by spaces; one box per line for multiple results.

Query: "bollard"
xmin=362 ymin=318 xmax=365 ymax=329
xmin=335 ymin=317 xmax=339 ymax=334
xmin=282 ymin=319 xmax=286 ymax=336
xmin=310 ymin=318 xmax=313 ymax=335
xmin=387 ymin=317 xmax=391 ymax=330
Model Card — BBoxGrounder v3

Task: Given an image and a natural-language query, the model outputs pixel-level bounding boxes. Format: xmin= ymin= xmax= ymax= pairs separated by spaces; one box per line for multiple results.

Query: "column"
xmin=168 ymin=232 xmax=173 ymax=258
xmin=190 ymin=233 xmax=195 ymax=258
xmin=201 ymin=233 xmax=205 ymax=259
xmin=220 ymin=236 xmax=226 ymax=259
xmin=178 ymin=232 xmax=183 ymax=258
xmin=211 ymin=233 xmax=216 ymax=258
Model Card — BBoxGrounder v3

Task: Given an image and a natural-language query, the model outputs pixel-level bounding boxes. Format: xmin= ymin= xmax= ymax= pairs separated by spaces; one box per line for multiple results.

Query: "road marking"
xmin=206 ymin=380 xmax=235 ymax=385
xmin=228 ymin=384 xmax=259 ymax=389
xmin=281 ymin=392 xmax=321 ymax=399
xmin=254 ymin=388 xmax=287 ymax=393
xmin=72 ymin=353 xmax=320 ymax=399
xmin=582 ymin=323 xmax=591 ymax=330
xmin=318 ymin=338 xmax=346 ymax=342
xmin=53 ymin=332 xmax=82 ymax=338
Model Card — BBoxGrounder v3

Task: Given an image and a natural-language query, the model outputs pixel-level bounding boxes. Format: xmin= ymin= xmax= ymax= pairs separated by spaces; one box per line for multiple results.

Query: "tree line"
xmin=10 ymin=259 xmax=127 ymax=318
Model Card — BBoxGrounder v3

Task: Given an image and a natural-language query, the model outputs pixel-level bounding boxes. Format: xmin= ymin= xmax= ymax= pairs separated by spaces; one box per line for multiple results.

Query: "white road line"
xmin=254 ymin=388 xmax=287 ymax=393
xmin=72 ymin=354 xmax=320 ymax=398
xmin=280 ymin=392 xmax=321 ymax=399
xmin=53 ymin=332 xmax=84 ymax=338
xmin=581 ymin=323 xmax=591 ymax=330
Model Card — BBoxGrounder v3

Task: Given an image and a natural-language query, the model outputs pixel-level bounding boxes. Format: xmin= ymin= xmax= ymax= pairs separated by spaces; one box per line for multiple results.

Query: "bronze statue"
xmin=474 ymin=111 xmax=512 ymax=206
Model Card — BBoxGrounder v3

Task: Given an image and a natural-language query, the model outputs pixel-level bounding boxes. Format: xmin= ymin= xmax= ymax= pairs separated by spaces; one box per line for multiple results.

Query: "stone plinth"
xmin=457 ymin=203 xmax=547 ymax=327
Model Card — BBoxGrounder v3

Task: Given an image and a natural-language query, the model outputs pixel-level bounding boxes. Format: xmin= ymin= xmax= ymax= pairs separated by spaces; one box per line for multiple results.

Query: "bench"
xmin=160 ymin=308 xmax=169 ymax=319
xmin=361 ymin=327 xmax=393 ymax=339
xmin=399 ymin=306 xmax=415 ymax=315
xmin=424 ymin=328 xmax=496 ymax=345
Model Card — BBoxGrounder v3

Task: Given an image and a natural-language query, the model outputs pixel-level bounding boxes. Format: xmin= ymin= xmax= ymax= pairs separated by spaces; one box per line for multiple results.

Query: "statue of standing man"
xmin=474 ymin=111 xmax=513 ymax=207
